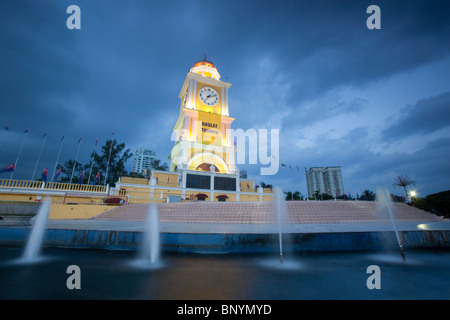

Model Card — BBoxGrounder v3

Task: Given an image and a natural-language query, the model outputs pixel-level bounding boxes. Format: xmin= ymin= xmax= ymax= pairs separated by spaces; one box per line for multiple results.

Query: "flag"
xmin=289 ymin=164 xmax=291 ymax=169
xmin=43 ymin=132 xmax=48 ymax=138
xmin=54 ymin=167 xmax=62 ymax=180
xmin=78 ymin=170 xmax=84 ymax=185
xmin=0 ymin=164 xmax=15 ymax=173
xmin=41 ymin=167 xmax=48 ymax=182
xmin=281 ymin=163 xmax=286 ymax=167
xmin=61 ymin=135 xmax=65 ymax=142
xmin=93 ymin=172 xmax=99 ymax=186
xmin=297 ymin=165 xmax=299 ymax=172
xmin=95 ymin=139 xmax=98 ymax=146
xmin=356 ymin=192 xmax=359 ymax=199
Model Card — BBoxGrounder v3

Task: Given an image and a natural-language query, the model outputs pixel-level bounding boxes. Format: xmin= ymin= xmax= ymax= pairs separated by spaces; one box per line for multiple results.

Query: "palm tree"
xmin=393 ymin=175 xmax=415 ymax=198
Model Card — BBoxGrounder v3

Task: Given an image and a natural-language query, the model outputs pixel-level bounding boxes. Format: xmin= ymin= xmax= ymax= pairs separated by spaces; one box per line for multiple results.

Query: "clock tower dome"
xmin=169 ymin=58 xmax=236 ymax=174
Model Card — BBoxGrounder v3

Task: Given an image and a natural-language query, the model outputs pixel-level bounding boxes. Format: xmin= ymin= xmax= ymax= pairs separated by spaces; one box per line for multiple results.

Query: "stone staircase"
xmin=91 ymin=201 xmax=445 ymax=224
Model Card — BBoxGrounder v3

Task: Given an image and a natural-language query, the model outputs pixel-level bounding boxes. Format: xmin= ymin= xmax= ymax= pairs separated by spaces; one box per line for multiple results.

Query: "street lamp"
xmin=408 ymin=190 xmax=418 ymax=205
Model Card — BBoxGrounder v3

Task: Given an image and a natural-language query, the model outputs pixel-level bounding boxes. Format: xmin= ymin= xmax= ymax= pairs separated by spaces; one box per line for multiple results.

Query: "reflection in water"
xmin=0 ymin=246 xmax=449 ymax=299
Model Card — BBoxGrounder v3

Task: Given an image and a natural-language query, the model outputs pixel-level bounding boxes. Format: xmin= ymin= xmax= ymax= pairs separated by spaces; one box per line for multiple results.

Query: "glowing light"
xmin=409 ymin=190 xmax=418 ymax=197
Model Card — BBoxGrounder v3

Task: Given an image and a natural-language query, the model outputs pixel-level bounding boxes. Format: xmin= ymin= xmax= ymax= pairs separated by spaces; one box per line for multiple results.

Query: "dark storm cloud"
xmin=1 ymin=0 xmax=449 ymax=196
xmin=381 ymin=91 xmax=450 ymax=140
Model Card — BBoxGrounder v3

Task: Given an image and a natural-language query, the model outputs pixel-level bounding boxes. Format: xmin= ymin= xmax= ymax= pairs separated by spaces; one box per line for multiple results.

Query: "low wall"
xmin=0 ymin=203 xmax=40 ymax=215
xmin=0 ymin=202 xmax=115 ymax=221
xmin=0 ymin=228 xmax=448 ymax=253
xmin=0 ymin=203 xmax=41 ymax=226
xmin=49 ymin=203 xmax=113 ymax=219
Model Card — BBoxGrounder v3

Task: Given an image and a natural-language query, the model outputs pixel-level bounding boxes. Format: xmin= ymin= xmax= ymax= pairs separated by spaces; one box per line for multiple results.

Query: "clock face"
xmin=199 ymin=87 xmax=219 ymax=106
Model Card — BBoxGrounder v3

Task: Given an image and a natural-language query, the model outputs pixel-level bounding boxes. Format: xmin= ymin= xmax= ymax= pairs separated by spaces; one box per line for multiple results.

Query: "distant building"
xmin=132 ymin=147 xmax=157 ymax=174
xmin=306 ymin=166 xmax=344 ymax=198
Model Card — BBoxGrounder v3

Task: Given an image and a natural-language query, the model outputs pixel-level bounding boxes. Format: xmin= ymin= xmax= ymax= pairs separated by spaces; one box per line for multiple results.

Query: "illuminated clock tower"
xmin=169 ymin=58 xmax=237 ymax=174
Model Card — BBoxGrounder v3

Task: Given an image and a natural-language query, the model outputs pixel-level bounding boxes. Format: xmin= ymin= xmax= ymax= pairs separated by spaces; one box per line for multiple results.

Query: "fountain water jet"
xmin=272 ymin=187 xmax=287 ymax=264
xmin=21 ymin=197 xmax=51 ymax=263
xmin=376 ymin=186 xmax=406 ymax=262
xmin=132 ymin=203 xmax=161 ymax=269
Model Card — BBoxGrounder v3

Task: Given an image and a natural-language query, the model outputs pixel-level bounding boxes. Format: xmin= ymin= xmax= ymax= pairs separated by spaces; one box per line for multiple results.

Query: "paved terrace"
xmin=47 ymin=201 xmax=450 ymax=234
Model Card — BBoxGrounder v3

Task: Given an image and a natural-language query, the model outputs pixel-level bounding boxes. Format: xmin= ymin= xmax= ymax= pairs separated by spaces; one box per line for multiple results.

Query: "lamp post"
xmin=409 ymin=190 xmax=417 ymax=205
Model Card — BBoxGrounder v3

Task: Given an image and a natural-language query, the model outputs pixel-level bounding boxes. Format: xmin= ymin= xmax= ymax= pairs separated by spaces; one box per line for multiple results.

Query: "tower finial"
xmin=203 ymin=53 xmax=207 ymax=61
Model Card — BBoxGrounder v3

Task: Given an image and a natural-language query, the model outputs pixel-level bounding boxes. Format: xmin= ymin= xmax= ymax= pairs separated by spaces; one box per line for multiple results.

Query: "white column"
xmin=210 ymin=172 xmax=215 ymax=201
xmin=192 ymin=80 xmax=197 ymax=109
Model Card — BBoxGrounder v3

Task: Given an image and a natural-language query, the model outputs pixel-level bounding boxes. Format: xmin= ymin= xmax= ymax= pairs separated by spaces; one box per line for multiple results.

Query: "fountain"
xmin=376 ymin=186 xmax=406 ymax=262
xmin=272 ymin=186 xmax=287 ymax=264
xmin=21 ymin=197 xmax=51 ymax=263
xmin=132 ymin=203 xmax=161 ymax=269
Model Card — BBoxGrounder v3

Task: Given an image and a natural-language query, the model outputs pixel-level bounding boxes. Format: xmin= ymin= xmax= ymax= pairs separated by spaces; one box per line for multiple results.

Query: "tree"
xmin=284 ymin=191 xmax=293 ymax=200
xmin=361 ymin=189 xmax=375 ymax=201
xmin=91 ymin=139 xmax=132 ymax=186
xmin=151 ymin=158 xmax=169 ymax=171
xmin=292 ymin=191 xmax=302 ymax=200
xmin=413 ymin=190 xmax=450 ymax=219
xmin=60 ymin=160 xmax=88 ymax=183
xmin=309 ymin=190 xmax=333 ymax=200
xmin=393 ymin=175 xmax=416 ymax=198
xmin=129 ymin=171 xmax=146 ymax=178
xmin=260 ymin=181 xmax=273 ymax=190
xmin=284 ymin=191 xmax=302 ymax=200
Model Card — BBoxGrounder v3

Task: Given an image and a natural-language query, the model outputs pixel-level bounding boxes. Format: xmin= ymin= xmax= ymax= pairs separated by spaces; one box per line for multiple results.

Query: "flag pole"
xmin=51 ymin=135 xmax=65 ymax=182
xmin=10 ymin=129 xmax=28 ymax=180
xmin=87 ymin=139 xmax=98 ymax=185
xmin=69 ymin=137 xmax=82 ymax=184
xmin=31 ymin=132 xmax=48 ymax=180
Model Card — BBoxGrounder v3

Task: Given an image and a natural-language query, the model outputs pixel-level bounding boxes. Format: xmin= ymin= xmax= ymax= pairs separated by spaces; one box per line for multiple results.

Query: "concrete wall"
xmin=0 ymin=228 xmax=448 ymax=253
xmin=0 ymin=203 xmax=40 ymax=215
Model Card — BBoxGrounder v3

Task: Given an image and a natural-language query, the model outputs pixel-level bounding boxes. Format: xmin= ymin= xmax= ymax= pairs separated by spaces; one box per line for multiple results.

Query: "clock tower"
xmin=169 ymin=58 xmax=237 ymax=174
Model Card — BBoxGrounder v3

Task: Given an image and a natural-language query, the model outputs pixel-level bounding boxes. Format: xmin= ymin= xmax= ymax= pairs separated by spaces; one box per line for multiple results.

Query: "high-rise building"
xmin=306 ymin=166 xmax=344 ymax=198
xmin=132 ymin=147 xmax=157 ymax=174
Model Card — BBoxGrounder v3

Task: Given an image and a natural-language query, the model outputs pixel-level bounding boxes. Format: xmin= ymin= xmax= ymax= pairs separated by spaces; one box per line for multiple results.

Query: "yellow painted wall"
xmin=184 ymin=191 xmax=212 ymax=201
xmin=120 ymin=177 xmax=148 ymax=185
xmin=240 ymin=180 xmax=255 ymax=192
xmin=0 ymin=193 xmax=39 ymax=203
xmin=49 ymin=203 xmax=112 ymax=219
xmin=238 ymin=194 xmax=260 ymax=202
xmin=214 ymin=193 xmax=236 ymax=202
xmin=154 ymin=172 xmax=178 ymax=187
